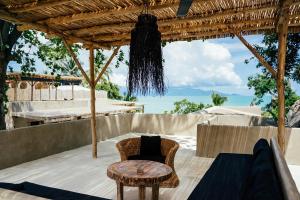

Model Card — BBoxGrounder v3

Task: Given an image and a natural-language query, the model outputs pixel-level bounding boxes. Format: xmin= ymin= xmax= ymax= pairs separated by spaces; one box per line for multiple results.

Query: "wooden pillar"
xmin=13 ymin=81 xmax=18 ymax=101
xmin=48 ymin=83 xmax=51 ymax=100
xmin=39 ymin=88 xmax=42 ymax=100
xmin=71 ymin=83 xmax=74 ymax=100
xmin=30 ymin=81 xmax=34 ymax=101
xmin=55 ymin=86 xmax=58 ymax=100
xmin=277 ymin=6 xmax=290 ymax=153
xmin=89 ymin=46 xmax=97 ymax=158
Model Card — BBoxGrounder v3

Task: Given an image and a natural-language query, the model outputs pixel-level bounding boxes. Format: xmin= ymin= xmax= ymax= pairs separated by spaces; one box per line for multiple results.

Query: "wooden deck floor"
xmin=0 ymin=133 xmax=214 ymax=200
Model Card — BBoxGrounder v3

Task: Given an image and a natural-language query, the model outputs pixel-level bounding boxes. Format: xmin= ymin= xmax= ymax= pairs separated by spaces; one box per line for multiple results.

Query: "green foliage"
xmin=60 ymin=59 xmax=80 ymax=77
xmin=167 ymin=99 xmax=211 ymax=114
xmin=95 ymin=79 xmax=123 ymax=100
xmin=211 ymin=92 xmax=228 ymax=106
xmin=37 ymin=36 xmax=81 ymax=77
xmin=246 ymin=33 xmax=300 ymax=120
xmin=123 ymin=92 xmax=137 ymax=102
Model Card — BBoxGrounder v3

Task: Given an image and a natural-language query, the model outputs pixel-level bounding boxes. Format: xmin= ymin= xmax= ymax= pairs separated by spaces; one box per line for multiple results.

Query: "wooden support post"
xmin=30 ymin=81 xmax=34 ymax=101
xmin=95 ymin=46 xmax=121 ymax=84
xmin=13 ymin=81 xmax=18 ymax=101
xmin=276 ymin=0 xmax=291 ymax=153
xmin=235 ymin=33 xmax=277 ymax=77
xmin=48 ymin=83 xmax=51 ymax=100
xmin=55 ymin=86 xmax=58 ymax=100
xmin=71 ymin=83 xmax=74 ymax=100
xmin=89 ymin=46 xmax=97 ymax=158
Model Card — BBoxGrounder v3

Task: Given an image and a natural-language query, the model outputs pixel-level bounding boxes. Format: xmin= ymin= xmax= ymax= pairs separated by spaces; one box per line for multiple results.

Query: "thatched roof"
xmin=0 ymin=0 xmax=300 ymax=48
xmin=7 ymin=72 xmax=82 ymax=84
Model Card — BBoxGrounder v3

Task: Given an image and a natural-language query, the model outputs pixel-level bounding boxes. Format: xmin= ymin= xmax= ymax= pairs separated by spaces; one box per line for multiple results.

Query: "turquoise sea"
xmin=137 ymin=95 xmax=272 ymax=114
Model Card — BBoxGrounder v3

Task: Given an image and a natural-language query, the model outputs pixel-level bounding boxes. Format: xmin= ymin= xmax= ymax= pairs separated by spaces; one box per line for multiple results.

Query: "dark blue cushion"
xmin=128 ymin=154 xmax=166 ymax=163
xmin=0 ymin=182 xmax=109 ymax=200
xmin=243 ymin=139 xmax=283 ymax=200
xmin=253 ymin=138 xmax=270 ymax=155
xmin=188 ymin=153 xmax=253 ymax=200
xmin=140 ymin=135 xmax=162 ymax=156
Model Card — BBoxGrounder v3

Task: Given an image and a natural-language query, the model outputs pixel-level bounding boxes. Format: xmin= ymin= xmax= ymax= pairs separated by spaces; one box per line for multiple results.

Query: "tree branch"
xmin=234 ymin=32 xmax=277 ymax=78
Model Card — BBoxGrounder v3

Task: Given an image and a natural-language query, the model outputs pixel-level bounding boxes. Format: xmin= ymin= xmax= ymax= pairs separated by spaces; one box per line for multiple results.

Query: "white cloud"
xmin=163 ymin=41 xmax=242 ymax=87
xmin=110 ymin=73 xmax=127 ymax=87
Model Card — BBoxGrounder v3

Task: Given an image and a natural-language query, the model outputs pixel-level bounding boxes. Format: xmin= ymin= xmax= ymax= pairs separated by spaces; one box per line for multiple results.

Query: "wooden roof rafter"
xmin=7 ymin=0 xmax=73 ymax=13
xmin=55 ymin=1 xmax=300 ymax=38
xmin=0 ymin=9 xmax=111 ymax=49
xmin=31 ymin=0 xmax=279 ymax=25
xmin=86 ymin=18 xmax=280 ymax=42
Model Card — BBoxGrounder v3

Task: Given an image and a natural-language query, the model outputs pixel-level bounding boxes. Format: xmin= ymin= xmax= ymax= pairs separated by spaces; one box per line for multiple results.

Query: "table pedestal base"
xmin=116 ymin=183 xmax=160 ymax=200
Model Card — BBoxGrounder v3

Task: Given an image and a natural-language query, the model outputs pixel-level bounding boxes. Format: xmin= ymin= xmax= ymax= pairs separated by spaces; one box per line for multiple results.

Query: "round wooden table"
xmin=107 ymin=160 xmax=172 ymax=200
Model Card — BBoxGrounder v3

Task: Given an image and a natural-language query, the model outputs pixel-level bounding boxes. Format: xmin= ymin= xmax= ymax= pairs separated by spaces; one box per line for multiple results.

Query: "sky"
xmin=10 ymin=34 xmax=300 ymax=96
xmin=106 ymin=35 xmax=300 ymax=96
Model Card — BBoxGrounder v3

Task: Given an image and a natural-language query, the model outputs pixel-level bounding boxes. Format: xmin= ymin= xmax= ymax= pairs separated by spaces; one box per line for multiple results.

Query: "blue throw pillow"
xmin=140 ymin=135 xmax=162 ymax=156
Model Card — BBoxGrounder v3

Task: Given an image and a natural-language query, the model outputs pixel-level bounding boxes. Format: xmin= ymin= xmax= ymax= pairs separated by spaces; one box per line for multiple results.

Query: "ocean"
xmin=137 ymin=95 xmax=272 ymax=114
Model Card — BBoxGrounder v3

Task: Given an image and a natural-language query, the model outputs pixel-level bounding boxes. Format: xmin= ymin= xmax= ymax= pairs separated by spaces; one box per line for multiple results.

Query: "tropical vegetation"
xmin=246 ymin=33 xmax=300 ymax=121
xmin=0 ymin=20 xmax=129 ymax=130
xmin=167 ymin=92 xmax=227 ymax=114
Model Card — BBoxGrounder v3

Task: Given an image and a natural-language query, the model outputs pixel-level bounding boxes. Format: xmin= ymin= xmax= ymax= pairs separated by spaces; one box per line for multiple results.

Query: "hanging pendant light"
xmin=128 ymin=1 xmax=166 ymax=96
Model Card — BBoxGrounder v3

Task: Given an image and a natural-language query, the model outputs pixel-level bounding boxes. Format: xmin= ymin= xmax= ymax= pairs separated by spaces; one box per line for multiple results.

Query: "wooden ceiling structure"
xmin=0 ymin=0 xmax=299 ymax=48
xmin=0 ymin=0 xmax=297 ymax=157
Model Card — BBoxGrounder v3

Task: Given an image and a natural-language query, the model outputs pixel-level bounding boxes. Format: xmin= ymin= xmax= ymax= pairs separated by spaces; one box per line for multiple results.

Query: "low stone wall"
xmin=1 ymin=113 xmax=299 ymax=170
xmin=0 ymin=119 xmax=91 ymax=170
xmin=196 ymin=124 xmax=300 ymax=165
xmin=0 ymin=114 xmax=132 ymax=170
xmin=204 ymin=114 xmax=275 ymax=126
xmin=131 ymin=113 xmax=211 ymax=136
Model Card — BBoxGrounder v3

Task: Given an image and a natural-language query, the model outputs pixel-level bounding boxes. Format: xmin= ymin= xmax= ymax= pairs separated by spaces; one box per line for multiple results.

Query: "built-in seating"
xmin=188 ymin=138 xmax=300 ymax=200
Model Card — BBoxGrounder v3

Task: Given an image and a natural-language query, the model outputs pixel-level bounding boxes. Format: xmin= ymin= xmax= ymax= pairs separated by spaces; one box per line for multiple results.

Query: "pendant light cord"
xmin=141 ymin=0 xmax=150 ymax=14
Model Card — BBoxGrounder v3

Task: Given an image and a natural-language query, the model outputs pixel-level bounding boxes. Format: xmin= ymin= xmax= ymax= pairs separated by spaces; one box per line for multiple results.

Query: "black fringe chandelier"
xmin=128 ymin=1 xmax=166 ymax=96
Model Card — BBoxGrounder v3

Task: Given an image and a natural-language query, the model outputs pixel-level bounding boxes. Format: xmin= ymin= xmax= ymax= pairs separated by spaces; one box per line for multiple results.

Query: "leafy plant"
xmin=211 ymin=92 xmax=228 ymax=106
xmin=167 ymin=99 xmax=211 ymax=114
xmin=95 ymin=79 xmax=123 ymax=100
xmin=123 ymin=92 xmax=137 ymax=102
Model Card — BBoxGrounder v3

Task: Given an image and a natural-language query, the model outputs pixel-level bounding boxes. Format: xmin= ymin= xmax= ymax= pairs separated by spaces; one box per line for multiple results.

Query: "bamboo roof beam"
xmin=64 ymin=2 xmax=300 ymax=37
xmin=234 ymin=32 xmax=277 ymax=78
xmin=36 ymin=0 xmax=300 ymax=26
xmin=88 ymin=18 xmax=277 ymax=42
xmin=62 ymin=38 xmax=92 ymax=87
xmin=104 ymin=25 xmax=300 ymax=47
xmin=37 ymin=0 xmax=208 ymax=25
xmin=7 ymin=0 xmax=73 ymax=13
xmin=0 ymin=9 xmax=110 ymax=49
xmin=95 ymin=47 xmax=120 ymax=85
xmin=99 ymin=24 xmax=295 ymax=47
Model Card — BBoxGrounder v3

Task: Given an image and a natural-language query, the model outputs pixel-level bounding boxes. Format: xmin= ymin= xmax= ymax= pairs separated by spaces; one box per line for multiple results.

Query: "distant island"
xmin=120 ymin=86 xmax=242 ymax=97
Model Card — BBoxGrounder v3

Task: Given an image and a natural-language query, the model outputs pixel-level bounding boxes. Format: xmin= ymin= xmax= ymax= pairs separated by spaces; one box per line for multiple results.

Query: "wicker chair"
xmin=116 ymin=137 xmax=180 ymax=188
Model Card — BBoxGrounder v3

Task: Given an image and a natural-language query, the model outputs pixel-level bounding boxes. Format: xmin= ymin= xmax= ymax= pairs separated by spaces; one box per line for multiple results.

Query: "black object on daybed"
xmin=0 ymin=182 xmax=109 ymax=200
xmin=188 ymin=139 xmax=284 ymax=200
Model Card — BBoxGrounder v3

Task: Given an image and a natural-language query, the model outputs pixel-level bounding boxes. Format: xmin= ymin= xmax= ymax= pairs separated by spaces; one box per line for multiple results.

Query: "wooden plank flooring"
xmin=0 ymin=133 xmax=214 ymax=200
